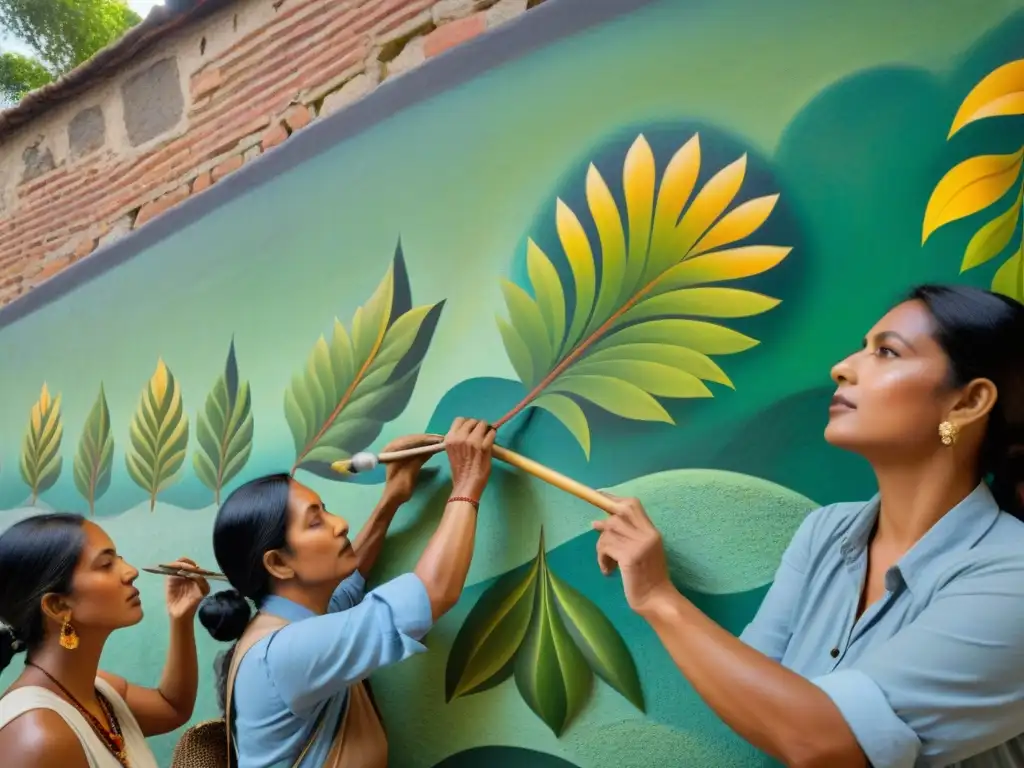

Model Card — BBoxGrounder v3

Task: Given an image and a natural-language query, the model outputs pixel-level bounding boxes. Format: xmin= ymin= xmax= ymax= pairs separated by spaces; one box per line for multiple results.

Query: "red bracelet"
xmin=448 ymin=496 xmax=479 ymax=509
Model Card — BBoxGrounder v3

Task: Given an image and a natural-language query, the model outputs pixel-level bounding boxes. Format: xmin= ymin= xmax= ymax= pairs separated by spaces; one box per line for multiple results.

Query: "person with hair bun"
xmin=197 ymin=417 xmax=495 ymax=768
xmin=0 ymin=514 xmax=210 ymax=768
xmin=593 ymin=284 xmax=1024 ymax=767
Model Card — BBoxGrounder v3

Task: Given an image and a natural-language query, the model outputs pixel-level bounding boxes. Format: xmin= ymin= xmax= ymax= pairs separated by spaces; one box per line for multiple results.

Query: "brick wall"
xmin=0 ymin=0 xmax=543 ymax=308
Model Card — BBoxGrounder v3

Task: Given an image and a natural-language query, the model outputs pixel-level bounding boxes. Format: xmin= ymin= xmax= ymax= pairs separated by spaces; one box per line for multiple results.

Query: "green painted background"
xmin=3 ymin=0 xmax=1024 ymax=764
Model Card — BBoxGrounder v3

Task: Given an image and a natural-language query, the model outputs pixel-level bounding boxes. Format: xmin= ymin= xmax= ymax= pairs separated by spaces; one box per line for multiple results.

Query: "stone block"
xmin=321 ymin=74 xmax=374 ymax=117
xmin=68 ymin=106 xmax=106 ymax=158
xmin=134 ymin=185 xmax=190 ymax=228
xmin=21 ymin=139 xmax=55 ymax=183
xmin=212 ymin=154 xmax=244 ymax=182
xmin=486 ymin=0 xmax=528 ymax=27
xmin=385 ymin=37 xmax=425 ymax=78
xmin=261 ymin=122 xmax=289 ymax=151
xmin=122 ymin=58 xmax=185 ymax=147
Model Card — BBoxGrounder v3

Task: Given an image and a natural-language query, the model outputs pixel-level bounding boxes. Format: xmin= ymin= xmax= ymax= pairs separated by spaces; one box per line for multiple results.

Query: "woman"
xmin=594 ymin=284 xmax=1024 ymax=768
xmin=198 ymin=417 xmax=494 ymax=768
xmin=0 ymin=513 xmax=211 ymax=768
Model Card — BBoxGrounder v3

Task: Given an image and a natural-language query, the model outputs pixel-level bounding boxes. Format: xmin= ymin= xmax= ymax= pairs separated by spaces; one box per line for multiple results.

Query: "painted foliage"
xmin=1 ymin=0 xmax=1023 ymax=766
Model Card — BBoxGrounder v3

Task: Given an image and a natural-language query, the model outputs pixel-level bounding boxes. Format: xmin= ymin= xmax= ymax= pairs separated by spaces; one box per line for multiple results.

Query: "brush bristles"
xmin=331 ymin=459 xmax=354 ymax=474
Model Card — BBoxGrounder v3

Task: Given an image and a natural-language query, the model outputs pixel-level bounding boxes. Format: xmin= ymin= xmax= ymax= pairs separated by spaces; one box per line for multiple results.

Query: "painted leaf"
xmin=193 ymin=338 xmax=254 ymax=505
xmin=19 ymin=383 xmax=63 ymax=504
xmin=445 ymin=558 xmax=540 ymax=701
xmin=949 ymin=59 xmax=1024 ymax=138
xmin=992 ymin=246 xmax=1024 ymax=302
xmin=126 ymin=359 xmax=190 ymax=511
xmin=922 ymin=150 xmax=1023 ymax=243
xmin=514 ymin=543 xmax=592 ymax=737
xmin=961 ymin=190 xmax=1022 ymax=273
xmin=285 ymin=243 xmax=444 ymax=478
xmin=548 ymin=570 xmax=644 ymax=712
xmin=73 ymin=384 xmax=114 ymax=516
xmin=495 ymin=133 xmax=789 ymax=455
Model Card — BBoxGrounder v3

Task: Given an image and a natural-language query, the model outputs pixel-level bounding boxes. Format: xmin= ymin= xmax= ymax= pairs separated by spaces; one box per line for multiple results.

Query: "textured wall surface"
xmin=0 ymin=0 xmax=540 ymax=307
xmin=2 ymin=0 xmax=1024 ymax=766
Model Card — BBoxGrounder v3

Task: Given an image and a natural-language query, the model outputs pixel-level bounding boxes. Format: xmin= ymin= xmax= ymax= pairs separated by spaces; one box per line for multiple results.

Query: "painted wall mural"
xmin=2 ymin=0 xmax=1024 ymax=766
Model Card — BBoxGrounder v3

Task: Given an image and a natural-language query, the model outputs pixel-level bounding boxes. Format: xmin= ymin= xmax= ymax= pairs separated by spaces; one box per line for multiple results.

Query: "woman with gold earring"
xmin=592 ymin=284 xmax=1024 ymax=767
xmin=0 ymin=513 xmax=210 ymax=768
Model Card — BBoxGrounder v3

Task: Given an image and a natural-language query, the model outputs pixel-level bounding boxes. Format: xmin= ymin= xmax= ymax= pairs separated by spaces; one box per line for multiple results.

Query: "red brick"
xmin=72 ymin=238 xmax=96 ymax=261
xmin=283 ymin=104 xmax=312 ymax=132
xmin=262 ymin=122 xmax=289 ymax=151
xmin=424 ymin=13 xmax=486 ymax=58
xmin=35 ymin=257 xmax=71 ymax=282
xmin=134 ymin=185 xmax=190 ymax=228
xmin=192 ymin=171 xmax=213 ymax=194
xmin=192 ymin=67 xmax=224 ymax=98
xmin=212 ymin=154 xmax=244 ymax=182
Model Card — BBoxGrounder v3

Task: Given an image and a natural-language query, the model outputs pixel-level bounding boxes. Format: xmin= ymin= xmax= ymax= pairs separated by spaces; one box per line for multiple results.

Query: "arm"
xmin=0 ymin=710 xmax=91 ymax=768
xmin=350 ymin=491 xmax=404 ymax=578
xmin=595 ymin=497 xmax=863 ymax=768
xmin=413 ymin=418 xmax=494 ymax=620
xmin=99 ymin=558 xmax=210 ymax=736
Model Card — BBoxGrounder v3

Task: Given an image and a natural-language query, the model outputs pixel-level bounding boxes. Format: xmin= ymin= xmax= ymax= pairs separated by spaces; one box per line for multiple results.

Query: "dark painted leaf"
xmin=446 ymin=558 xmax=539 ymax=701
xmin=73 ymin=384 xmax=114 ymax=516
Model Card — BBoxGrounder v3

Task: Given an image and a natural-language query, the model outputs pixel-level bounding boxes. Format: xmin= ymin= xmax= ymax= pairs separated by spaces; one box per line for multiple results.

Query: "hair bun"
xmin=0 ymin=624 xmax=25 ymax=672
xmin=198 ymin=590 xmax=252 ymax=642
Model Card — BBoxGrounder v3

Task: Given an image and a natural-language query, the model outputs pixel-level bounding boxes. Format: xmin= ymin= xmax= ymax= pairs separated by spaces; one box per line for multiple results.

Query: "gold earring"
xmin=59 ymin=615 xmax=79 ymax=650
xmin=939 ymin=421 xmax=959 ymax=447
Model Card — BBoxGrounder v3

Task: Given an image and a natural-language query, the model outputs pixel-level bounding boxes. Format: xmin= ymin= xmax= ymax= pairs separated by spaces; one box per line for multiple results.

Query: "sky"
xmin=2 ymin=1 xmax=166 ymax=59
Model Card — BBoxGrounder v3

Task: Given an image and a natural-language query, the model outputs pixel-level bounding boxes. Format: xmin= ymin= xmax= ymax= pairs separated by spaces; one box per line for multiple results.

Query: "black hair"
xmin=0 ymin=514 xmax=86 ymax=672
xmin=197 ymin=472 xmax=291 ymax=712
xmin=908 ymin=284 xmax=1024 ymax=517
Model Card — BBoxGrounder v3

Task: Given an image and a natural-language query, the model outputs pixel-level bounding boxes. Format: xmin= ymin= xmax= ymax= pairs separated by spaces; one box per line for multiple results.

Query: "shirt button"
xmin=830 ymin=647 xmax=840 ymax=658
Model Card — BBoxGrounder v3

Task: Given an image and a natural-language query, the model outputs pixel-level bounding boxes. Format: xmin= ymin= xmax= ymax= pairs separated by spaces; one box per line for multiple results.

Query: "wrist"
xmin=169 ymin=609 xmax=198 ymax=627
xmin=634 ymin=581 xmax=681 ymax=623
xmin=451 ymin=481 xmax=484 ymax=503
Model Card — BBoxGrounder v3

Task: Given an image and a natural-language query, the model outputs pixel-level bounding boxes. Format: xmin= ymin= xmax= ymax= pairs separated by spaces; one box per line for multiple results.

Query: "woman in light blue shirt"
xmin=594 ymin=285 xmax=1024 ymax=768
xmin=197 ymin=417 xmax=495 ymax=768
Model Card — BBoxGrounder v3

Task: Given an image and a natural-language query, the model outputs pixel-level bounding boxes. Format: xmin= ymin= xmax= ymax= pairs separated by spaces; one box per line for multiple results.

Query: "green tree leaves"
xmin=286 ymin=243 xmax=444 ymax=478
xmin=446 ymin=533 xmax=644 ymax=736
xmin=0 ymin=51 xmax=52 ymax=105
xmin=924 ymin=58 xmax=1024 ymax=302
xmin=193 ymin=339 xmax=253 ymax=504
xmin=73 ymin=384 xmax=113 ymax=515
xmin=20 ymin=382 xmax=63 ymax=503
xmin=126 ymin=359 xmax=190 ymax=511
xmin=494 ymin=133 xmax=790 ymax=456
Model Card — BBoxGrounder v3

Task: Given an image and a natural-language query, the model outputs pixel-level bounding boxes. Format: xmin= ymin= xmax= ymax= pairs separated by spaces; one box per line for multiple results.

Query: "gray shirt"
xmin=740 ymin=483 xmax=1024 ymax=767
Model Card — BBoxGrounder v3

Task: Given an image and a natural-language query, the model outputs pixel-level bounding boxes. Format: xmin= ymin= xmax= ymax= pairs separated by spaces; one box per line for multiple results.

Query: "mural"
xmin=2 ymin=0 xmax=1024 ymax=765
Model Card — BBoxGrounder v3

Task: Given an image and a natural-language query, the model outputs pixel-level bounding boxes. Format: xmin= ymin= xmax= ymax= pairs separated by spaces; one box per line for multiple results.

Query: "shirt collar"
xmin=839 ymin=483 xmax=1001 ymax=592
xmin=259 ymin=594 xmax=316 ymax=623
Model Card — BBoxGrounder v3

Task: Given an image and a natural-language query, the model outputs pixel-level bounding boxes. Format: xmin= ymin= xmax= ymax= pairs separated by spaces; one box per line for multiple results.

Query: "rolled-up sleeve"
xmin=811 ymin=551 xmax=1024 ymax=767
xmin=739 ymin=507 xmax=822 ymax=660
xmin=329 ymin=570 xmax=367 ymax=612
xmin=265 ymin=572 xmax=433 ymax=715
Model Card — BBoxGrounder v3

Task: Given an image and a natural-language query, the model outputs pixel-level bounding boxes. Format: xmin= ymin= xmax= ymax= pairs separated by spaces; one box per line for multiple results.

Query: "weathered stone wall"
xmin=0 ymin=0 xmax=541 ymax=307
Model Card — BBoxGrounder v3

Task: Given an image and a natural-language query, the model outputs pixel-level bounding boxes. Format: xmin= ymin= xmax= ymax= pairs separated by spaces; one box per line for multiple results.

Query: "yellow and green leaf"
xmin=494 ymin=133 xmax=789 ymax=456
xmin=921 ymin=149 xmax=1023 ymax=244
xmin=20 ymin=383 xmax=63 ymax=504
xmin=126 ymin=359 xmax=190 ymax=511
xmin=949 ymin=59 xmax=1024 ymax=138
xmin=193 ymin=339 xmax=254 ymax=504
xmin=992 ymin=245 xmax=1024 ymax=302
xmin=73 ymin=384 xmax=113 ymax=516
xmin=285 ymin=243 xmax=444 ymax=477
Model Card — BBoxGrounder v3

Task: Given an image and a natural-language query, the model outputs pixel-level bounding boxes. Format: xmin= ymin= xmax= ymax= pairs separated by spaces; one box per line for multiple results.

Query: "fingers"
xmin=447 ymin=417 xmax=466 ymax=441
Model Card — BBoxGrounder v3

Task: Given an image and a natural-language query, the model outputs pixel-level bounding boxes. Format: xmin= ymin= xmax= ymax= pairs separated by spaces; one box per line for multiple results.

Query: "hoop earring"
xmin=939 ymin=421 xmax=959 ymax=447
xmin=59 ymin=615 xmax=79 ymax=651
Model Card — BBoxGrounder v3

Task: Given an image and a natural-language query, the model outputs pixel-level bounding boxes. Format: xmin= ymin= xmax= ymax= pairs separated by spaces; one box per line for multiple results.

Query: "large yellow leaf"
xmin=961 ymin=191 xmax=1022 ymax=273
xmin=950 ymin=59 xmax=1024 ymax=138
xmin=20 ymin=383 xmax=64 ymax=504
xmin=494 ymin=132 xmax=788 ymax=456
xmin=922 ymin=150 xmax=1024 ymax=243
xmin=992 ymin=246 xmax=1024 ymax=302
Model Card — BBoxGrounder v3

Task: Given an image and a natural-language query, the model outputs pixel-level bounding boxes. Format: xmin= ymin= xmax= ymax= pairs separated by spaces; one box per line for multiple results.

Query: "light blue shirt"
xmin=230 ymin=571 xmax=433 ymax=768
xmin=740 ymin=483 xmax=1024 ymax=768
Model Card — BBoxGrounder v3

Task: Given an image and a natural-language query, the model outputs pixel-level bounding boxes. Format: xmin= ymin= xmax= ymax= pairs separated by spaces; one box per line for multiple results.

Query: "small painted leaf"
xmin=922 ymin=150 xmax=1024 ymax=243
xmin=548 ymin=570 xmax=644 ymax=712
xmin=493 ymin=132 xmax=789 ymax=454
xmin=126 ymin=359 xmax=190 ymax=511
xmin=445 ymin=558 xmax=540 ymax=701
xmin=73 ymin=384 xmax=114 ymax=516
xmin=514 ymin=546 xmax=592 ymax=736
xmin=992 ymin=246 xmax=1024 ymax=302
xmin=950 ymin=59 xmax=1024 ymax=138
xmin=286 ymin=242 xmax=444 ymax=478
xmin=193 ymin=338 xmax=254 ymax=504
xmin=19 ymin=383 xmax=63 ymax=504
xmin=960 ymin=189 xmax=1021 ymax=273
